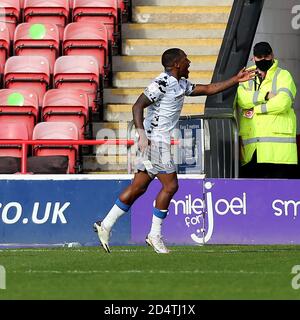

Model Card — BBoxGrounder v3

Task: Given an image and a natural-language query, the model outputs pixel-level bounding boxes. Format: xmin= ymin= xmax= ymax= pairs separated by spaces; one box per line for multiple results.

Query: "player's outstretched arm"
xmin=132 ymin=94 xmax=152 ymax=152
xmin=190 ymin=68 xmax=256 ymax=96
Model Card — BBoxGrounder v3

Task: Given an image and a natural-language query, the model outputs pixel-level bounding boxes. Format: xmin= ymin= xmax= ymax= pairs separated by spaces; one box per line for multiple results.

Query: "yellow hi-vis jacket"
xmin=236 ymin=59 xmax=297 ymax=165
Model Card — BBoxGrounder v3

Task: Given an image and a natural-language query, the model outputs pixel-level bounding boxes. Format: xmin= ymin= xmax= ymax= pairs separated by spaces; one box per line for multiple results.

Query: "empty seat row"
xmin=1 ymin=55 xmax=101 ymax=111
xmin=0 ymin=121 xmax=79 ymax=173
xmin=1 ymin=22 xmax=110 ymax=77
xmin=0 ymin=0 xmax=125 ymax=42
xmin=0 ymin=88 xmax=90 ymax=140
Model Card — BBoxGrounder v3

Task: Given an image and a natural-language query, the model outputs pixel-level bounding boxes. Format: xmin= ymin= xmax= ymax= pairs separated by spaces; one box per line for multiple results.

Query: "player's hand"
xmin=137 ymin=131 xmax=149 ymax=154
xmin=236 ymin=67 xmax=256 ymax=83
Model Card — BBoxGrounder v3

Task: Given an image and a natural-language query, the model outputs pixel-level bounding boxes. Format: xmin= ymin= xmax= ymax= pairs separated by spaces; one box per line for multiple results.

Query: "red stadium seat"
xmin=24 ymin=0 xmax=69 ymax=40
xmin=42 ymin=89 xmax=90 ymax=140
xmin=0 ymin=25 xmax=10 ymax=69
xmin=69 ymin=0 xmax=74 ymax=9
xmin=117 ymin=0 xmax=125 ymax=11
xmin=14 ymin=23 xmax=60 ymax=73
xmin=118 ymin=1 xmax=130 ymax=22
xmin=0 ymin=122 xmax=29 ymax=158
xmin=0 ymin=89 xmax=39 ymax=139
xmin=54 ymin=55 xmax=100 ymax=111
xmin=0 ymin=0 xmax=20 ymax=39
xmin=32 ymin=121 xmax=79 ymax=173
xmin=63 ymin=22 xmax=109 ymax=77
xmin=73 ymin=0 xmax=119 ymax=47
xmin=0 ymin=63 xmax=4 ymax=87
xmin=4 ymin=55 xmax=50 ymax=106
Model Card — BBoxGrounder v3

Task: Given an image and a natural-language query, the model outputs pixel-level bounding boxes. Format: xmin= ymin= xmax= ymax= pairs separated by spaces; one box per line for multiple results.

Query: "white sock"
xmin=149 ymin=213 xmax=167 ymax=237
xmin=102 ymin=204 xmax=128 ymax=231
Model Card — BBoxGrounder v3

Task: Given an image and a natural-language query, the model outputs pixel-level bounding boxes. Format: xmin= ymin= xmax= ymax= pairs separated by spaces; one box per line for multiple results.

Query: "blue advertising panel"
xmin=0 ymin=176 xmax=131 ymax=247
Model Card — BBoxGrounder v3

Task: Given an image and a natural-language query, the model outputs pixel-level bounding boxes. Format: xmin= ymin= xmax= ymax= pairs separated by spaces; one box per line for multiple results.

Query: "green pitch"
xmin=0 ymin=245 xmax=300 ymax=300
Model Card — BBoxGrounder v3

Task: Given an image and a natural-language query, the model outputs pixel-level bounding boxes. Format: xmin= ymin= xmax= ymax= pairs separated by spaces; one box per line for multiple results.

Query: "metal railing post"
xmin=127 ymin=120 xmax=135 ymax=174
xmin=21 ymin=143 xmax=28 ymax=174
xmin=231 ymin=118 xmax=239 ymax=178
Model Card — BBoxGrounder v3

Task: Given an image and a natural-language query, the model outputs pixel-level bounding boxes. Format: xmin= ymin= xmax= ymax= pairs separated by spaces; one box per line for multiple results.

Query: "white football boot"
xmin=93 ymin=221 xmax=111 ymax=253
xmin=145 ymin=234 xmax=170 ymax=254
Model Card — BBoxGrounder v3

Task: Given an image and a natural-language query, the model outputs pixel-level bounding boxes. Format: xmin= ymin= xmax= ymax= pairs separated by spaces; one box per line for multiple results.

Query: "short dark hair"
xmin=253 ymin=42 xmax=273 ymax=57
xmin=161 ymin=48 xmax=184 ymax=68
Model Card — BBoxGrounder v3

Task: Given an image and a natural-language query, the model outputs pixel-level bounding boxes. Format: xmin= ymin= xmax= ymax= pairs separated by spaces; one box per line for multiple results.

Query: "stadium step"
xmin=92 ymin=121 xmax=129 ymax=138
xmin=112 ymin=71 xmax=213 ymax=88
xmin=122 ymin=23 xmax=227 ymax=39
xmin=83 ymin=155 xmax=128 ymax=173
xmin=132 ymin=0 xmax=233 ymax=5
xmin=112 ymin=55 xmax=217 ymax=72
xmin=132 ymin=6 xmax=231 ymax=24
xmin=123 ymin=38 xmax=223 ymax=56
xmin=87 ymin=122 xmax=130 ymax=162
xmin=104 ymin=88 xmax=206 ymax=105
xmin=93 ymin=0 xmax=233 ymax=174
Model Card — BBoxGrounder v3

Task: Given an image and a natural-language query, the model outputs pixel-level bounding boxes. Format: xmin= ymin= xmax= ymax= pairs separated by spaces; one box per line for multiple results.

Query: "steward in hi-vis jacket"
xmin=236 ymin=42 xmax=297 ymax=178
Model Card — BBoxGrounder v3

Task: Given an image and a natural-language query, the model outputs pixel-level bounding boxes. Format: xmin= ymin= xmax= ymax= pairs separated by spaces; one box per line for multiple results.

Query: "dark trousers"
xmin=239 ymin=151 xmax=299 ymax=179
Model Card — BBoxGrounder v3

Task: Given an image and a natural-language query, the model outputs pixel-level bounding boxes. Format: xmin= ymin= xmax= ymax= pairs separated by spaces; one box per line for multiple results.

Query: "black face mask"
xmin=255 ymin=59 xmax=274 ymax=72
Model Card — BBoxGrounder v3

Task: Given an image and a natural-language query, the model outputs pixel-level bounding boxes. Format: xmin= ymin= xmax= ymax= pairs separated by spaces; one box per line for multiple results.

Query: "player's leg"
xmin=94 ymin=170 xmax=153 ymax=253
xmin=146 ymin=172 xmax=179 ymax=254
xmin=155 ymin=172 xmax=179 ymax=209
xmin=119 ymin=170 xmax=153 ymax=205
xmin=102 ymin=170 xmax=153 ymax=230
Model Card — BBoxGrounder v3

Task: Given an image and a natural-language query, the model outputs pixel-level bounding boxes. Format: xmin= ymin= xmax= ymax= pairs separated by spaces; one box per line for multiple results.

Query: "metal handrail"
xmin=0 ymin=139 xmax=134 ymax=174
xmin=0 ymin=137 xmax=179 ymax=175
xmin=127 ymin=120 xmax=135 ymax=174
xmin=181 ymin=114 xmax=239 ymax=178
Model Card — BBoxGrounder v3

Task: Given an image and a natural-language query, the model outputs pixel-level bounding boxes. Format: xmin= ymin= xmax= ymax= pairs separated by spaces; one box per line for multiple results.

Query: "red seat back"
xmin=4 ymin=55 xmax=50 ymax=105
xmin=0 ymin=0 xmax=20 ymax=39
xmin=0 ymin=25 xmax=10 ymax=68
xmin=0 ymin=63 xmax=4 ymax=87
xmin=73 ymin=0 xmax=118 ymax=45
xmin=0 ymin=89 xmax=39 ymax=139
xmin=54 ymin=55 xmax=99 ymax=111
xmin=14 ymin=23 xmax=60 ymax=73
xmin=24 ymin=0 xmax=69 ymax=40
xmin=0 ymin=122 xmax=29 ymax=157
xmin=117 ymin=0 xmax=125 ymax=11
xmin=69 ymin=0 xmax=74 ymax=9
xmin=63 ymin=22 xmax=108 ymax=76
xmin=42 ymin=89 xmax=89 ymax=139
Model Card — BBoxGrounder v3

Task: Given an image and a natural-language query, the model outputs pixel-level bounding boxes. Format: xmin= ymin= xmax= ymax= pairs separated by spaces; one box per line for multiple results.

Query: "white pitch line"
xmin=0 ymin=249 xmax=144 ymax=253
xmin=9 ymin=269 xmax=283 ymax=275
xmin=1 ymin=248 xmax=299 ymax=254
